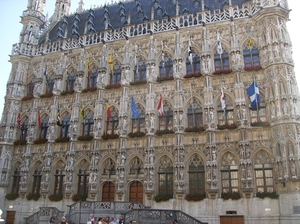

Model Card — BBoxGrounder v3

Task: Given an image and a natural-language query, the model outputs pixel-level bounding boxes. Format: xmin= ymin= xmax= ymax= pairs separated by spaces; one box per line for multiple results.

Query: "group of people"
xmin=87 ymin=215 xmax=136 ymax=224
xmin=49 ymin=214 xmax=68 ymax=224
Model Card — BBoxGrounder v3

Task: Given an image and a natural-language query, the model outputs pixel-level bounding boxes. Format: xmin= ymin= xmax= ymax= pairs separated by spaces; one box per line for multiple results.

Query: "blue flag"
xmin=131 ymin=96 xmax=139 ymax=118
xmin=246 ymin=81 xmax=260 ymax=107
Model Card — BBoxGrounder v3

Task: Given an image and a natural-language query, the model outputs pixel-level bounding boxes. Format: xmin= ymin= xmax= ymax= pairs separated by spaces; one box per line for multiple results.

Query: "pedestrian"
xmin=61 ymin=217 xmax=67 ymax=224
xmin=49 ymin=214 xmax=56 ymax=223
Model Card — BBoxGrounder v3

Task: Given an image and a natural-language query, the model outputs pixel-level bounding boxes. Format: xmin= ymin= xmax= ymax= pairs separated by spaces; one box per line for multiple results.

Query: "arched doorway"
xmin=129 ymin=181 xmax=143 ymax=204
xmin=102 ymin=181 xmax=115 ymax=202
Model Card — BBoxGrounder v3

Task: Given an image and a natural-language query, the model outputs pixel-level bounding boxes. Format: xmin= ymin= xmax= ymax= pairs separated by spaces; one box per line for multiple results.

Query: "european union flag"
xmin=131 ymin=96 xmax=139 ymax=118
xmin=246 ymin=81 xmax=260 ymax=107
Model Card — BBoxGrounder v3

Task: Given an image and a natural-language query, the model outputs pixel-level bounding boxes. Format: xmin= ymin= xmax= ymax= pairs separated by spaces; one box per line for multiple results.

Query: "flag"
xmin=108 ymin=53 xmax=113 ymax=73
xmin=161 ymin=52 xmax=165 ymax=67
xmin=220 ymin=89 xmax=226 ymax=111
xmin=56 ymin=109 xmax=62 ymax=126
xmin=217 ymin=30 xmax=223 ymax=56
xmin=246 ymin=81 xmax=260 ymax=107
xmin=188 ymin=38 xmax=193 ymax=64
xmin=17 ymin=113 xmax=21 ymax=128
xmin=106 ymin=103 xmax=111 ymax=127
xmin=86 ymin=57 xmax=91 ymax=78
xmin=131 ymin=96 xmax=139 ymax=118
xmin=247 ymin=36 xmax=253 ymax=50
xmin=37 ymin=108 xmax=41 ymax=128
xmin=157 ymin=94 xmax=164 ymax=120
xmin=79 ymin=104 xmax=85 ymax=124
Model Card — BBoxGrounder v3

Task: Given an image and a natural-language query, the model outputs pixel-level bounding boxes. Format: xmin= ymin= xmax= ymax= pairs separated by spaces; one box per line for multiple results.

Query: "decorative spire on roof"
xmin=87 ymin=9 xmax=96 ymax=34
xmin=72 ymin=13 xmax=81 ymax=38
xmin=77 ymin=0 xmax=84 ymax=13
xmin=57 ymin=16 xmax=68 ymax=41
xmin=119 ymin=2 xmax=128 ymax=25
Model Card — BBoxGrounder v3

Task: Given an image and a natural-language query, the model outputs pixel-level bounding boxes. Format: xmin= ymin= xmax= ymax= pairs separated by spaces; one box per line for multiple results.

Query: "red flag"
xmin=157 ymin=94 xmax=164 ymax=120
xmin=17 ymin=113 xmax=21 ymax=128
xmin=106 ymin=103 xmax=111 ymax=128
xmin=37 ymin=108 xmax=41 ymax=128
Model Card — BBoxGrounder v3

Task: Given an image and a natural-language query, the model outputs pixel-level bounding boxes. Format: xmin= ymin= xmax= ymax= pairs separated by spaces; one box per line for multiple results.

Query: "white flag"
xmin=188 ymin=38 xmax=193 ymax=64
xmin=217 ymin=30 xmax=223 ymax=56
xmin=220 ymin=89 xmax=226 ymax=111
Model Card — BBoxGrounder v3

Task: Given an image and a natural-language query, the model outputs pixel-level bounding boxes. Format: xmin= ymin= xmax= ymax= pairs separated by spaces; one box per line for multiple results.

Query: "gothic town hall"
xmin=0 ymin=0 xmax=299 ymax=224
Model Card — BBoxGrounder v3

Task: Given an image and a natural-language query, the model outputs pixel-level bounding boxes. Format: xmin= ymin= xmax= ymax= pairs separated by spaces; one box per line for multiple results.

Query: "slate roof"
xmin=44 ymin=0 xmax=251 ymax=43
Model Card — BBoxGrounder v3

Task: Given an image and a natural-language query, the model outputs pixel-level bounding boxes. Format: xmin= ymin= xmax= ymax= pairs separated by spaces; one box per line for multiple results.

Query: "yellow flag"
xmin=79 ymin=104 xmax=85 ymax=124
xmin=108 ymin=53 xmax=113 ymax=71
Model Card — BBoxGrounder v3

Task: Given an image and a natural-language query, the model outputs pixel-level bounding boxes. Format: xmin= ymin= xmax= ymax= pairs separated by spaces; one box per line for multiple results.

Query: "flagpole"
xmin=253 ymin=75 xmax=259 ymax=121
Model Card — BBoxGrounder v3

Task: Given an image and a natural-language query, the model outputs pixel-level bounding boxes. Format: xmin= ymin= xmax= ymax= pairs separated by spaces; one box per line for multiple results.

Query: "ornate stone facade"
xmin=0 ymin=0 xmax=299 ymax=223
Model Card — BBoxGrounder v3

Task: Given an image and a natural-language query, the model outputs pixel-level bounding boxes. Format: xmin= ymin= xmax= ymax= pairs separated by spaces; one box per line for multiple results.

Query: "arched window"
xmin=77 ymin=169 xmax=89 ymax=196
xmin=110 ymin=61 xmax=121 ymax=85
xmin=66 ymin=69 xmax=76 ymax=91
xmin=11 ymin=165 xmax=21 ymax=195
xmin=46 ymin=73 xmax=55 ymax=94
xmin=221 ymin=152 xmax=238 ymax=193
xmin=88 ymin=65 xmax=98 ymax=88
xmin=187 ymin=98 xmax=203 ymax=128
xmin=20 ymin=117 xmax=29 ymax=141
xmin=129 ymin=157 xmax=144 ymax=174
xmin=61 ymin=112 xmax=71 ymax=138
xmin=40 ymin=115 xmax=49 ymax=139
xmin=189 ymin=154 xmax=205 ymax=194
xmin=254 ymin=151 xmax=274 ymax=193
xmin=83 ymin=109 xmax=94 ymax=136
xmin=134 ymin=57 xmax=147 ymax=82
xmin=159 ymin=53 xmax=173 ymax=79
xmin=32 ymin=163 xmax=43 ymax=194
xmin=159 ymin=101 xmax=173 ymax=131
xmin=249 ymin=96 xmax=266 ymax=124
xmin=214 ymin=50 xmax=230 ymax=73
xmin=132 ymin=105 xmax=145 ymax=133
xmin=243 ymin=47 xmax=261 ymax=70
xmin=54 ymin=169 xmax=64 ymax=195
xmin=158 ymin=156 xmax=173 ymax=196
xmin=107 ymin=107 xmax=119 ymax=134
xmin=186 ymin=54 xmax=201 ymax=76
xmin=27 ymin=80 xmax=35 ymax=97
xmin=102 ymin=158 xmax=116 ymax=175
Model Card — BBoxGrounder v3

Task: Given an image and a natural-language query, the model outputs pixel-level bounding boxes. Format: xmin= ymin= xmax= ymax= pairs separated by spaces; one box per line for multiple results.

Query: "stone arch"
xmin=127 ymin=155 xmax=144 ymax=175
xmin=100 ymin=156 xmax=116 ymax=176
xmin=184 ymin=95 xmax=205 ymax=112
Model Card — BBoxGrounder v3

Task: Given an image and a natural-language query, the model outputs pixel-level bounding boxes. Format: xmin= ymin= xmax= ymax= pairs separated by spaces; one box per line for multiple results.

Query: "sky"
xmin=0 ymin=0 xmax=299 ymax=115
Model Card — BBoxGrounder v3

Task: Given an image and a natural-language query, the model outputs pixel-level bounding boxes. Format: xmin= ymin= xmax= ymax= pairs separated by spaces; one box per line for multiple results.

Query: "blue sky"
xmin=0 ymin=0 xmax=299 ymax=115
